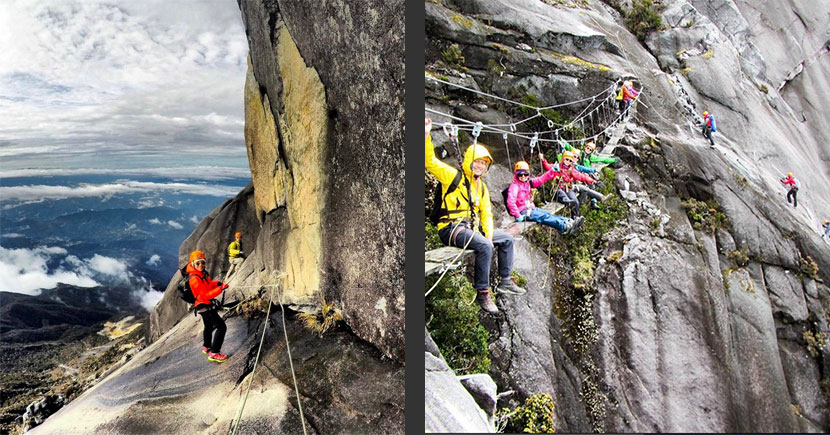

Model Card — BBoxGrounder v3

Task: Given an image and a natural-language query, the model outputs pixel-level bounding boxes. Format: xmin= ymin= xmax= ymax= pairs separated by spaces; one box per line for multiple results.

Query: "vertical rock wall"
xmin=238 ymin=0 xmax=405 ymax=360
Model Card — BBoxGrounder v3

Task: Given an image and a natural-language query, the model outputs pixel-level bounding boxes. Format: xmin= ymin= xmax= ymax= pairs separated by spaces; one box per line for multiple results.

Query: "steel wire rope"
xmin=231 ymin=278 xmax=307 ymax=435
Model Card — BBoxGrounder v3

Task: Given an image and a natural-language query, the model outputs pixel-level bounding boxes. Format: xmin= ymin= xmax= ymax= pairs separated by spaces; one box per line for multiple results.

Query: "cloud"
xmin=2 ymin=233 xmax=24 ymax=238
xmin=0 ymin=180 xmax=241 ymax=203
xmin=0 ymin=166 xmax=251 ymax=181
xmin=167 ymin=220 xmax=183 ymax=230
xmin=0 ymin=1 xmax=248 ymax=164
xmin=145 ymin=254 xmax=160 ymax=267
xmin=148 ymin=218 xmax=162 ymax=225
xmin=189 ymin=215 xmax=200 ymax=224
xmin=0 ymin=246 xmax=99 ymax=294
xmin=87 ymin=254 xmax=128 ymax=277
xmin=135 ymin=288 xmax=164 ymax=311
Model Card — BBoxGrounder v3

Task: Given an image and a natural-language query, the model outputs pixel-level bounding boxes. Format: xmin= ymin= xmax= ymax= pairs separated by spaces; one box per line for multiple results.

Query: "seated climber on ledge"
xmin=187 ymin=250 xmax=229 ymax=363
xmin=425 ymin=118 xmax=525 ymax=314
xmin=551 ymin=151 xmax=607 ymax=218
xmin=505 ymin=160 xmax=584 ymax=235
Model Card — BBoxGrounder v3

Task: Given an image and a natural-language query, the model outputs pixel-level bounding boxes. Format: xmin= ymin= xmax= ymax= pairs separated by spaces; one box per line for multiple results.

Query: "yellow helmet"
xmin=787 ymin=172 xmax=792 ymax=178
xmin=514 ymin=161 xmax=530 ymax=172
xmin=561 ymin=151 xmax=578 ymax=163
xmin=702 ymin=111 xmax=709 ymax=117
xmin=584 ymin=141 xmax=596 ymax=153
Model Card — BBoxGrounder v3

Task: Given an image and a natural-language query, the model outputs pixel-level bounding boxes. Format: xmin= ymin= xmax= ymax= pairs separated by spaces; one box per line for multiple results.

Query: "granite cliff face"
xmin=426 ymin=0 xmax=830 ymax=432
xmin=31 ymin=1 xmax=404 ymax=433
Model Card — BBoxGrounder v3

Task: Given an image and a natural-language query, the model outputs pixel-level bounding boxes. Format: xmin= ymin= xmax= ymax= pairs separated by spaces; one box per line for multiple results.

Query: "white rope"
xmin=230 ymin=277 xmax=307 ymax=435
xmin=428 ymin=75 xmax=614 ymax=110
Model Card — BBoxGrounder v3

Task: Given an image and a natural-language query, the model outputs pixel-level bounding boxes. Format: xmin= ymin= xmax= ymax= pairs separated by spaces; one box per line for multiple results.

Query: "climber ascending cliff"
xmin=426 ymin=118 xmax=525 ymax=313
xmin=506 ymin=160 xmax=585 ymax=235
xmin=822 ymin=219 xmax=829 ymax=238
xmin=780 ymin=172 xmax=800 ymax=208
xmin=187 ymin=250 xmax=229 ymax=362
xmin=616 ymin=80 xmax=639 ymax=113
xmin=702 ymin=111 xmax=717 ymax=147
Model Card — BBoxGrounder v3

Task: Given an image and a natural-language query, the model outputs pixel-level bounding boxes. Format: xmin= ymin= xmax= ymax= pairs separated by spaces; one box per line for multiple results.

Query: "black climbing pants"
xmin=787 ymin=187 xmax=798 ymax=208
xmin=199 ymin=308 xmax=226 ymax=353
xmin=556 ymin=188 xmax=580 ymax=218
xmin=702 ymin=125 xmax=715 ymax=146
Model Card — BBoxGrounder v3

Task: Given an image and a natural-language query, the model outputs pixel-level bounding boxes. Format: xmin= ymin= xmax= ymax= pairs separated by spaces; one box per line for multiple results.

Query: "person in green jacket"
xmin=226 ymin=232 xmax=244 ymax=279
xmin=562 ymin=140 xmax=618 ymax=169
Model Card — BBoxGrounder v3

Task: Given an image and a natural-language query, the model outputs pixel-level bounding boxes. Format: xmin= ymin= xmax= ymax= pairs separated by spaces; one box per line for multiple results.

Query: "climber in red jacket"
xmin=780 ymin=172 xmax=799 ymax=208
xmin=187 ymin=250 xmax=229 ymax=362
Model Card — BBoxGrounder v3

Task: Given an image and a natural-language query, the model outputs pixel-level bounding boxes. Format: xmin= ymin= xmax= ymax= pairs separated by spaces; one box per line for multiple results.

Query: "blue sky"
xmin=0 ymin=0 xmax=250 ymax=173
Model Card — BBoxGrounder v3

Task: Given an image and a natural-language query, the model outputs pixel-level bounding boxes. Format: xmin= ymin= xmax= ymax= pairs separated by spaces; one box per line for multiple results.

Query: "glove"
xmin=515 ymin=216 xmax=525 ymax=222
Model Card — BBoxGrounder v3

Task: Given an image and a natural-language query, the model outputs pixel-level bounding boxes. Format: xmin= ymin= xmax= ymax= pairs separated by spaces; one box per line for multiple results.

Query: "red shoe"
xmin=207 ymin=352 xmax=228 ymax=363
xmin=202 ymin=346 xmax=209 ymax=354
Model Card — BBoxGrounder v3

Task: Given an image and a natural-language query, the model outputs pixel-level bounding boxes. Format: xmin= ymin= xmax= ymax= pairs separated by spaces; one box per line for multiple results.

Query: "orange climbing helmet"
xmin=189 ymin=250 xmax=206 ymax=265
xmin=235 ymin=232 xmax=242 ymax=238
xmin=787 ymin=172 xmax=793 ymax=178
xmin=702 ymin=111 xmax=709 ymax=117
xmin=514 ymin=161 xmax=530 ymax=173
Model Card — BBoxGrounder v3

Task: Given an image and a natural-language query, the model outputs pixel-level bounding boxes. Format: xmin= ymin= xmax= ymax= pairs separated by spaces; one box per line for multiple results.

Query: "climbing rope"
xmin=230 ymin=276 xmax=307 ymax=435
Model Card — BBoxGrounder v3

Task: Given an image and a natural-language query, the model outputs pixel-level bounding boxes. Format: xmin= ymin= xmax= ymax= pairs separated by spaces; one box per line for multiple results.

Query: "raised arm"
xmin=425 ymin=133 xmax=459 ymax=185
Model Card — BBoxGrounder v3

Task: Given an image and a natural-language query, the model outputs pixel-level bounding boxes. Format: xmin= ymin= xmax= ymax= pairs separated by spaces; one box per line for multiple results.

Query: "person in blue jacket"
xmin=702 ymin=111 xmax=717 ymax=147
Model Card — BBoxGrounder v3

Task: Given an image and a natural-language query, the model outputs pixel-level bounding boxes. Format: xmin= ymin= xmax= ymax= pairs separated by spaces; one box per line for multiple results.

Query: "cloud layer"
xmin=0 ymin=245 xmax=164 ymax=311
xmin=0 ymin=0 xmax=248 ymax=163
xmin=0 ymin=180 xmax=242 ymax=203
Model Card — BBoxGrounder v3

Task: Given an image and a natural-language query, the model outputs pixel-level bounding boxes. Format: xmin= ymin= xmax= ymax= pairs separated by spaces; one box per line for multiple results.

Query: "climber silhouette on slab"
xmin=225 ymin=231 xmax=245 ymax=279
xmin=425 ymin=118 xmax=525 ymax=313
xmin=702 ymin=111 xmax=717 ymax=147
xmin=187 ymin=250 xmax=229 ymax=362
xmin=505 ymin=160 xmax=585 ymax=235
xmin=780 ymin=172 xmax=800 ymax=208
xmin=821 ymin=219 xmax=828 ymax=238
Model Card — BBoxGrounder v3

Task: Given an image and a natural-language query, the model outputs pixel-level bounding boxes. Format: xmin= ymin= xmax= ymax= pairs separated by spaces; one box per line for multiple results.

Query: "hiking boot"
xmin=475 ymin=290 xmax=499 ymax=314
xmin=207 ymin=352 xmax=228 ymax=363
xmin=496 ymin=277 xmax=526 ymax=295
xmin=564 ymin=216 xmax=585 ymax=235
xmin=202 ymin=346 xmax=209 ymax=354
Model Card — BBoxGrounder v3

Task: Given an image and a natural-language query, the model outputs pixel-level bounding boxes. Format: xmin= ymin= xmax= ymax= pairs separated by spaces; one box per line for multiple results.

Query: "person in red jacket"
xmin=550 ymin=151 xmax=606 ymax=218
xmin=187 ymin=250 xmax=229 ymax=362
xmin=780 ymin=172 xmax=799 ymax=208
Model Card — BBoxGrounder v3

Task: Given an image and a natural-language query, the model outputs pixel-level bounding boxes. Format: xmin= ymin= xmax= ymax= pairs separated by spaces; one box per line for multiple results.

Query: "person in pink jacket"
xmin=506 ymin=161 xmax=584 ymax=234
xmin=551 ymin=151 xmax=606 ymax=218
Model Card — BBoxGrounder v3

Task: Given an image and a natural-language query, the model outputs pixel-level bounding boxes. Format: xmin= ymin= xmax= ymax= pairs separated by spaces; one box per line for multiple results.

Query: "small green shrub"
xmin=726 ymin=246 xmax=750 ymax=267
xmin=511 ymin=271 xmax=528 ymax=288
xmin=733 ymin=173 xmax=749 ymax=188
xmin=759 ymin=83 xmax=769 ymax=93
xmin=624 ymin=0 xmax=664 ymax=43
xmin=607 ymin=250 xmax=623 ymax=263
xmin=799 ymin=256 xmax=819 ymax=280
xmin=425 ymin=273 xmax=491 ymax=374
xmin=804 ymin=330 xmax=828 ymax=357
xmin=650 ymin=219 xmax=661 ymax=229
xmin=681 ymin=198 xmax=729 ymax=233
xmin=498 ymin=393 xmax=556 ymax=433
xmin=441 ymin=43 xmax=466 ymax=69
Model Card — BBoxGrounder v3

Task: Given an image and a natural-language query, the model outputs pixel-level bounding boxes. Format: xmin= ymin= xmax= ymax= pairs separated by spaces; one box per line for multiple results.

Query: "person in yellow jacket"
xmin=425 ymin=118 xmax=525 ymax=314
xmin=226 ymin=232 xmax=244 ymax=279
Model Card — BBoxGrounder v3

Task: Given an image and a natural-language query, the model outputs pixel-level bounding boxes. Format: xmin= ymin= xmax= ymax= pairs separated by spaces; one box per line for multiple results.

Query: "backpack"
xmin=501 ymin=186 xmax=510 ymax=211
xmin=429 ymin=171 xmax=463 ymax=225
xmin=176 ymin=266 xmax=197 ymax=304
xmin=709 ymin=115 xmax=717 ymax=132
